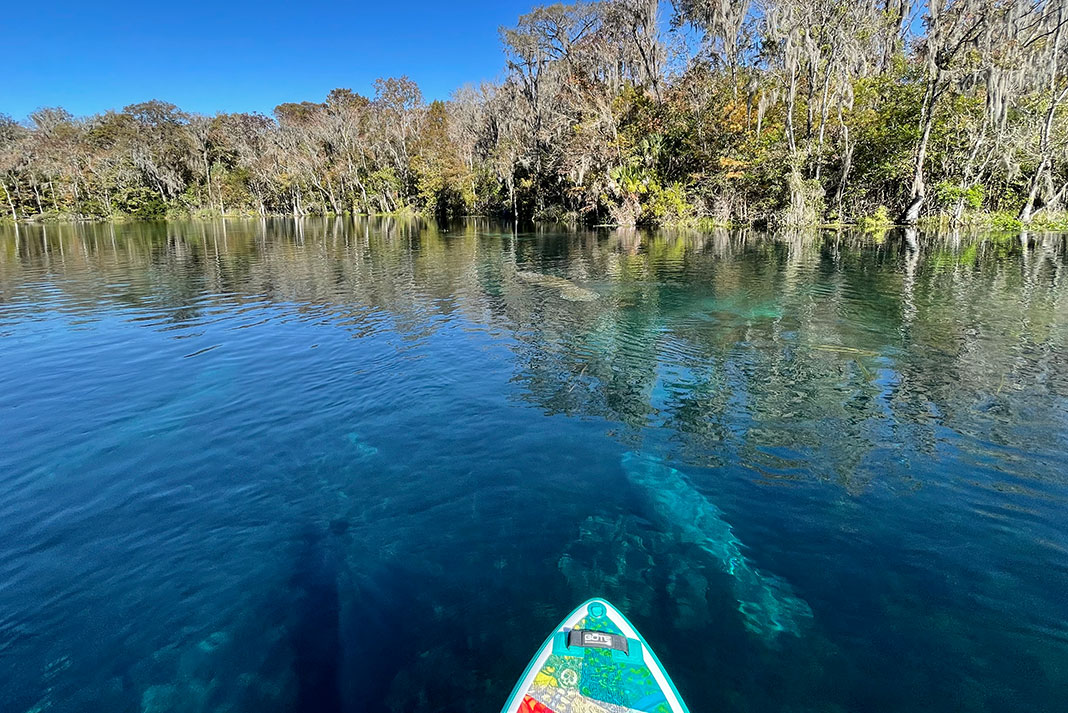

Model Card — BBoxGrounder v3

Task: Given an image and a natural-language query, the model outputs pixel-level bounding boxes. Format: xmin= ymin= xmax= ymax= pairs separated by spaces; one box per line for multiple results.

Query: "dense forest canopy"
xmin=3 ymin=0 xmax=1068 ymax=227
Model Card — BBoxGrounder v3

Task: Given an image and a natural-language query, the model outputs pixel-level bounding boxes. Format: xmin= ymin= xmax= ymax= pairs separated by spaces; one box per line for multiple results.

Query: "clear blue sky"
xmin=3 ymin=0 xmax=538 ymax=121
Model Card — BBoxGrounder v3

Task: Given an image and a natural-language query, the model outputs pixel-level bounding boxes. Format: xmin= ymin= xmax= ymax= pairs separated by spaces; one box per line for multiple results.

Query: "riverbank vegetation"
xmin=3 ymin=0 xmax=1068 ymax=228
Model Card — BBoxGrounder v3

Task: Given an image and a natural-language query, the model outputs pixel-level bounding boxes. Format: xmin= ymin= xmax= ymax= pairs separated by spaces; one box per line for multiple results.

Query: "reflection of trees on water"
xmin=4 ymin=220 xmax=1068 ymax=712
xmin=3 ymin=220 xmax=1066 ymax=493
xmin=888 ymin=230 xmax=1068 ymax=474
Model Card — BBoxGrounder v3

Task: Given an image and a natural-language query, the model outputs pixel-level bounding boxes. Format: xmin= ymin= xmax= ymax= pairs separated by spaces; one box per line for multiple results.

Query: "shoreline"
xmin=4 ymin=210 xmax=1068 ymax=235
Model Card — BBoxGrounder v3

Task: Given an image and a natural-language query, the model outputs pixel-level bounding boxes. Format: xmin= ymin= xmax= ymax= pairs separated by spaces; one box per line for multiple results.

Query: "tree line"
xmin=3 ymin=0 xmax=1068 ymax=228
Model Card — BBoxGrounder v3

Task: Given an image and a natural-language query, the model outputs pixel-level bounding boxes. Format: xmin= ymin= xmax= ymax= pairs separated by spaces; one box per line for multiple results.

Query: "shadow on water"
xmin=336 ymin=561 xmax=419 ymax=713
xmin=1 ymin=220 xmax=1066 ymax=713
xmin=286 ymin=525 xmax=343 ymax=713
xmin=287 ymin=519 xmax=432 ymax=713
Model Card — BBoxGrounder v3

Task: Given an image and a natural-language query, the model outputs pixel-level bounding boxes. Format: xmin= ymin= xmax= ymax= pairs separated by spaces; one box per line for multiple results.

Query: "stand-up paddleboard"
xmin=501 ymin=598 xmax=690 ymax=713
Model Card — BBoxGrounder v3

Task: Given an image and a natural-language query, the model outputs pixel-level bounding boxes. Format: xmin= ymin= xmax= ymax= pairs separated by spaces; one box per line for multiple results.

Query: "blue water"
xmin=1 ymin=219 xmax=1066 ymax=713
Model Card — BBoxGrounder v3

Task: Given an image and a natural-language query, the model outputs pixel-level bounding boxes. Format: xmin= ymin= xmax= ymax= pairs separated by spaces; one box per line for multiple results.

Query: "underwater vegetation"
xmin=620 ymin=452 xmax=813 ymax=640
xmin=516 ymin=271 xmax=600 ymax=302
xmin=694 ymin=295 xmax=784 ymax=322
xmin=345 ymin=433 xmax=380 ymax=459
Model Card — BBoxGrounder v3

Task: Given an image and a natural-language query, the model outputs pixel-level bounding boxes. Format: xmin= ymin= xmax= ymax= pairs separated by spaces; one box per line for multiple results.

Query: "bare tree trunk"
xmin=1021 ymin=88 xmax=1067 ymax=220
xmin=785 ymin=65 xmax=799 ymax=156
xmin=805 ymin=61 xmax=816 ymax=144
xmin=324 ymin=176 xmax=341 ymax=215
xmin=901 ymin=74 xmax=941 ymax=225
xmin=357 ymin=180 xmax=369 ymax=214
xmin=784 ymin=61 xmax=803 ymax=218
xmin=814 ymin=62 xmax=834 ymax=181
xmin=1021 ymin=5 xmax=1068 ymax=223
xmin=203 ymin=152 xmax=213 ymax=212
xmin=31 ymin=177 xmax=43 ymax=214
xmin=1021 ymin=153 xmax=1052 ymax=224
xmin=3 ymin=177 xmax=17 ymax=222
xmin=953 ymin=116 xmax=989 ymax=224
xmin=834 ymin=114 xmax=854 ymax=217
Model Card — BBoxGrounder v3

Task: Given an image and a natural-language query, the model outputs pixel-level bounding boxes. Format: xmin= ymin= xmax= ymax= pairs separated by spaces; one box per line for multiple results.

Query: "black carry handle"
xmin=566 ymin=629 xmax=630 ymax=655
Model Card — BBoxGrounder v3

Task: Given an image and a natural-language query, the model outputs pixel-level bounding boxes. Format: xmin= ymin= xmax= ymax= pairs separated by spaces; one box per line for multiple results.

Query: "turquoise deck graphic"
xmin=502 ymin=599 xmax=690 ymax=713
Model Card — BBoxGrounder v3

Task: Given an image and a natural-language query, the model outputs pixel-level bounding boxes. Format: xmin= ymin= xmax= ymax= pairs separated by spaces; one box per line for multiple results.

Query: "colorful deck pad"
xmin=502 ymin=599 xmax=690 ymax=713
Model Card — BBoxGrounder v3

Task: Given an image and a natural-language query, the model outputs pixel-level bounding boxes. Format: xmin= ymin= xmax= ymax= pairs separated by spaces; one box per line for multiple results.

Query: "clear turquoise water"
xmin=1 ymin=219 xmax=1066 ymax=713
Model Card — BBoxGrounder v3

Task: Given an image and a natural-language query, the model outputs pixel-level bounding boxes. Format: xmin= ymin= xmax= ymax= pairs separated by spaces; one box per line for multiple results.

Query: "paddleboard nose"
xmin=501 ymin=597 xmax=691 ymax=713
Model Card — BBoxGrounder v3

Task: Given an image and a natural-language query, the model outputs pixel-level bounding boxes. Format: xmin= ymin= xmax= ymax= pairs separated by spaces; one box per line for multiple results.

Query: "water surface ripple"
xmin=1 ymin=219 xmax=1066 ymax=713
